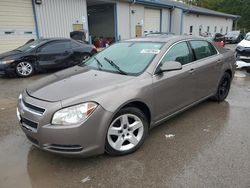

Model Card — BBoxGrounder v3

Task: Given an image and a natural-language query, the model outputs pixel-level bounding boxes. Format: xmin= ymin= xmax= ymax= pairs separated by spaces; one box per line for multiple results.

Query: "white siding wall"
xmin=35 ymin=0 xmax=88 ymax=39
xmin=171 ymin=8 xmax=182 ymax=35
xmin=183 ymin=13 xmax=233 ymax=36
xmin=161 ymin=9 xmax=170 ymax=33
xmin=0 ymin=0 xmax=36 ymax=53
xmin=117 ymin=2 xmax=130 ymax=40
xmin=129 ymin=4 xmax=144 ymax=38
xmin=129 ymin=4 xmax=170 ymax=38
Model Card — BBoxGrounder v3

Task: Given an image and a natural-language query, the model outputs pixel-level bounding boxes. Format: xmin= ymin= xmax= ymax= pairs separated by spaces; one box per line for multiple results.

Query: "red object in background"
xmin=216 ymin=41 xmax=225 ymax=47
xmin=91 ymin=45 xmax=97 ymax=54
xmin=97 ymin=38 xmax=104 ymax=48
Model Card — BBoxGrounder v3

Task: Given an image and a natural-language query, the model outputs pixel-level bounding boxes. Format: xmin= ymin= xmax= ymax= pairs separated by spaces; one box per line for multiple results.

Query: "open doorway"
xmin=87 ymin=0 xmax=117 ymax=48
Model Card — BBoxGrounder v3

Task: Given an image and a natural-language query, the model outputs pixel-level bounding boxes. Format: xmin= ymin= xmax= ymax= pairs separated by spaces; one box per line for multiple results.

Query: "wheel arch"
xmin=225 ymin=69 xmax=232 ymax=79
xmin=115 ymin=100 xmax=152 ymax=126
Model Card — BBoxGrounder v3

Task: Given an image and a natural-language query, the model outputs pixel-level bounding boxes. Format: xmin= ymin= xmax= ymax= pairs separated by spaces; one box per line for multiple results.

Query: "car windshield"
xmin=16 ymin=39 xmax=46 ymax=52
xmin=245 ymin=35 xmax=250 ymax=41
xmin=80 ymin=42 xmax=163 ymax=75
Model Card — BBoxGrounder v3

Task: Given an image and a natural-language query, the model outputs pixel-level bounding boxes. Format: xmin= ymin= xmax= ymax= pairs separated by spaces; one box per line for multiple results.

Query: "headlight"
xmin=51 ymin=102 xmax=98 ymax=125
xmin=0 ymin=60 xmax=15 ymax=64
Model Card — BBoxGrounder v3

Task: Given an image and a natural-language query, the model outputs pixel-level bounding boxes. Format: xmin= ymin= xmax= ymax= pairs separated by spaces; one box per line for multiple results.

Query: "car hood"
xmin=238 ymin=39 xmax=250 ymax=48
xmin=0 ymin=50 xmax=23 ymax=61
xmin=26 ymin=66 xmax=135 ymax=102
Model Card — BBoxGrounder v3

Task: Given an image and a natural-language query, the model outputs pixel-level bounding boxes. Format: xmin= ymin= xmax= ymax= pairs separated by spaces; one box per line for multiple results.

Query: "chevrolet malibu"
xmin=17 ymin=36 xmax=236 ymax=157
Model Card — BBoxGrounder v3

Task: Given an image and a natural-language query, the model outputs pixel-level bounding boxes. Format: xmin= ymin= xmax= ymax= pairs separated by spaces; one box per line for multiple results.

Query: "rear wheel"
xmin=246 ymin=67 xmax=250 ymax=74
xmin=105 ymin=107 xmax=148 ymax=156
xmin=212 ymin=72 xmax=231 ymax=102
xmin=16 ymin=61 xmax=34 ymax=77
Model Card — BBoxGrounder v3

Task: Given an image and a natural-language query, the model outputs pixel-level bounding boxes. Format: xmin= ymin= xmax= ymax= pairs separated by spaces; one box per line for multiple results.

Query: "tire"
xmin=212 ymin=72 xmax=232 ymax=102
xmin=105 ymin=107 xmax=149 ymax=156
xmin=246 ymin=67 xmax=250 ymax=74
xmin=15 ymin=61 xmax=34 ymax=77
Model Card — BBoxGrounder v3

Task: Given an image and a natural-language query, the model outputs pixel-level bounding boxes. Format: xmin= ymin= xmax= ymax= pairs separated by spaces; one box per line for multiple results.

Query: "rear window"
xmin=190 ymin=40 xmax=217 ymax=60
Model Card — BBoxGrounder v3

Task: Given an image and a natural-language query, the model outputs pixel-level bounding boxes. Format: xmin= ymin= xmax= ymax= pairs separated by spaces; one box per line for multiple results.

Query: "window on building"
xmin=207 ymin=26 xmax=210 ymax=32
xmin=214 ymin=26 xmax=217 ymax=33
xmin=220 ymin=27 xmax=223 ymax=34
xmin=226 ymin=26 xmax=229 ymax=34
xmin=189 ymin=26 xmax=193 ymax=34
xmin=199 ymin=25 xmax=202 ymax=36
xmin=190 ymin=40 xmax=217 ymax=60
xmin=160 ymin=42 xmax=194 ymax=65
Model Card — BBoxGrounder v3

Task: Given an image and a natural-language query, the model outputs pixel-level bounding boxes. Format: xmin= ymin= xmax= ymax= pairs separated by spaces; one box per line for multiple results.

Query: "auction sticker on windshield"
xmin=141 ymin=49 xmax=160 ymax=54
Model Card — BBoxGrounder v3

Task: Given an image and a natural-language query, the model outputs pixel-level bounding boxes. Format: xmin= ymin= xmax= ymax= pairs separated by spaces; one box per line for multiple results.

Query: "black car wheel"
xmin=246 ymin=67 xmax=250 ymax=74
xmin=212 ymin=72 xmax=231 ymax=102
xmin=105 ymin=107 xmax=148 ymax=156
xmin=82 ymin=53 xmax=91 ymax=62
xmin=16 ymin=61 xmax=34 ymax=77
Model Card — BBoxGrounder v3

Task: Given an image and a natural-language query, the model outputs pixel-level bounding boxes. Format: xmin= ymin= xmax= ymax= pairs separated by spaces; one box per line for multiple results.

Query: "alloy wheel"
xmin=82 ymin=54 xmax=90 ymax=62
xmin=16 ymin=62 xmax=33 ymax=76
xmin=107 ymin=114 xmax=144 ymax=152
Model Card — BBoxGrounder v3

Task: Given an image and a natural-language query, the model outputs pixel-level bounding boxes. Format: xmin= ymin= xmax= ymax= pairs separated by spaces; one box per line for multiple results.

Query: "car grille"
xmin=237 ymin=50 xmax=250 ymax=57
xmin=44 ymin=144 xmax=83 ymax=152
xmin=22 ymin=99 xmax=45 ymax=116
xmin=21 ymin=117 xmax=38 ymax=132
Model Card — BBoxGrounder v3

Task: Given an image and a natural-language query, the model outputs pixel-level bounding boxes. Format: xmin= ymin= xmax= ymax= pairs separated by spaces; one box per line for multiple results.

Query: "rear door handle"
xmin=217 ymin=59 xmax=222 ymax=63
xmin=189 ymin=68 xmax=195 ymax=74
xmin=216 ymin=59 xmax=222 ymax=66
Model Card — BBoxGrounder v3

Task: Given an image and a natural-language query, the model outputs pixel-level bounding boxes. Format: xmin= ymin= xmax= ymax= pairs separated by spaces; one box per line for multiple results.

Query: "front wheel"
xmin=212 ymin=72 xmax=232 ymax=102
xmin=15 ymin=61 xmax=34 ymax=77
xmin=105 ymin=107 xmax=148 ymax=156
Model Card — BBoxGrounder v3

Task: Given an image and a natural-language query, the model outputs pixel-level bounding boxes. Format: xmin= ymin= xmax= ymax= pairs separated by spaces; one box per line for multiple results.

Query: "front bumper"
xmin=17 ymin=91 xmax=113 ymax=157
xmin=0 ymin=63 xmax=15 ymax=75
xmin=236 ymin=49 xmax=250 ymax=68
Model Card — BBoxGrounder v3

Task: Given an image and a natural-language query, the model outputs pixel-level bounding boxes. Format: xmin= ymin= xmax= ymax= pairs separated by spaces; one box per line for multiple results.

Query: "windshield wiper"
xmin=104 ymin=57 xmax=127 ymax=75
xmin=93 ymin=57 xmax=103 ymax=70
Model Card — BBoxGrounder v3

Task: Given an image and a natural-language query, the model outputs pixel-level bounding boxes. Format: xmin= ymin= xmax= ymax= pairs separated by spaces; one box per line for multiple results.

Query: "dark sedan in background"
xmin=225 ymin=31 xmax=244 ymax=44
xmin=0 ymin=38 xmax=97 ymax=77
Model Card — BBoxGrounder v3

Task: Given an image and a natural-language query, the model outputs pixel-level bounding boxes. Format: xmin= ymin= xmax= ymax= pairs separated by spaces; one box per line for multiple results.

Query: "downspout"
xmin=169 ymin=8 xmax=172 ymax=33
xmin=114 ymin=3 xmax=118 ymax=41
xmin=160 ymin=9 xmax=162 ymax=32
xmin=129 ymin=0 xmax=136 ymax=38
xmin=180 ymin=9 xmax=184 ymax=35
xmin=31 ymin=0 xmax=39 ymax=38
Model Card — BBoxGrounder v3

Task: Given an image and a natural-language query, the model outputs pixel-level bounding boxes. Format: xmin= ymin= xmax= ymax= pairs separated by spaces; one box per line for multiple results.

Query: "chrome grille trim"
xmin=21 ymin=99 xmax=46 ymax=116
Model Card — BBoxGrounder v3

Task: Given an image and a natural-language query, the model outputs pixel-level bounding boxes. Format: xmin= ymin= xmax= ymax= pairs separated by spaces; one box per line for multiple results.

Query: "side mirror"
xmin=157 ymin=61 xmax=182 ymax=74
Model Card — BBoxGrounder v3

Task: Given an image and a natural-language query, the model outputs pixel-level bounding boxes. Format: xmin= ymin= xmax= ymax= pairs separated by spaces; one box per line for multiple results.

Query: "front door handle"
xmin=189 ymin=68 xmax=195 ymax=74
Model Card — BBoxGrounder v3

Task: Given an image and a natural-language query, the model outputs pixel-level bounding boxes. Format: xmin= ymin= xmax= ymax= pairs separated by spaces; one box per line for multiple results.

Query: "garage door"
xmin=144 ymin=8 xmax=161 ymax=34
xmin=0 ymin=0 xmax=36 ymax=53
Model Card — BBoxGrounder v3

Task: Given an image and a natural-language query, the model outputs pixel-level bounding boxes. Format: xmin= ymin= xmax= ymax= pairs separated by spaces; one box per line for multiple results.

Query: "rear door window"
xmin=160 ymin=42 xmax=194 ymax=65
xmin=38 ymin=41 xmax=71 ymax=52
xmin=189 ymin=40 xmax=217 ymax=60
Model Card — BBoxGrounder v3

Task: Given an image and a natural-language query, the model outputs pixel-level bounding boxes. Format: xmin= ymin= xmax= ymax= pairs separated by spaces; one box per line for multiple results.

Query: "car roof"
xmin=40 ymin=38 xmax=71 ymax=41
xmin=124 ymin=35 xmax=205 ymax=43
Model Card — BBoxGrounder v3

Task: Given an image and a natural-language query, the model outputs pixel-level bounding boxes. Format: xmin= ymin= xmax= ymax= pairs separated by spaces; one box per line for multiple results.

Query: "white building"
xmin=0 ymin=0 xmax=239 ymax=53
